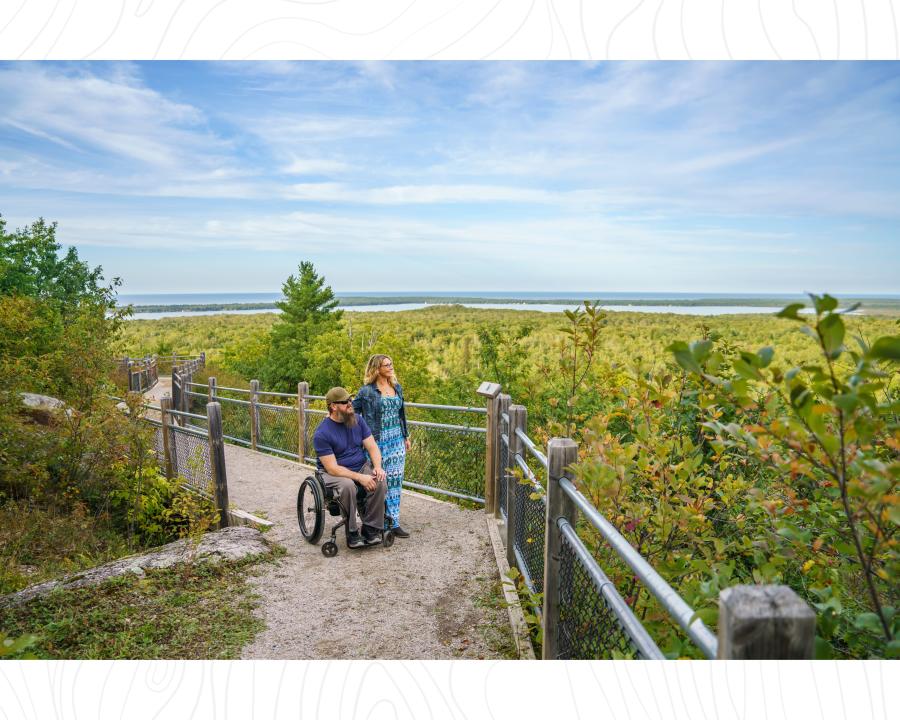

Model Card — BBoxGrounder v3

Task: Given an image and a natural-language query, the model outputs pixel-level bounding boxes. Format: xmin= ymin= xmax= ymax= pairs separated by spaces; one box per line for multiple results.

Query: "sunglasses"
xmin=332 ymin=398 xmax=353 ymax=405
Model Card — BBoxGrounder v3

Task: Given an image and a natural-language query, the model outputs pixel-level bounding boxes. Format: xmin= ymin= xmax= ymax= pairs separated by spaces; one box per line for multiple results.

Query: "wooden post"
xmin=717 ymin=585 xmax=815 ymax=659
xmin=206 ymin=401 xmax=230 ymax=528
xmin=160 ymin=395 xmax=174 ymax=479
xmin=249 ymin=379 xmax=260 ymax=451
xmin=495 ymin=393 xmax=511 ymax=520
xmin=200 ymin=351 xmax=206 ymax=367
xmin=506 ymin=404 xmax=526 ymax=569
xmin=297 ymin=381 xmax=309 ymax=461
xmin=208 ymin=376 xmax=217 ymax=403
xmin=541 ymin=437 xmax=579 ymax=660
xmin=476 ymin=382 xmax=502 ymax=514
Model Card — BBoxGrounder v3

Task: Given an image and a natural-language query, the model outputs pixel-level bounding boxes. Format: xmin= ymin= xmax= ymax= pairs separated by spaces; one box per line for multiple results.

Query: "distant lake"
xmin=126 ymin=302 xmax=789 ymax=320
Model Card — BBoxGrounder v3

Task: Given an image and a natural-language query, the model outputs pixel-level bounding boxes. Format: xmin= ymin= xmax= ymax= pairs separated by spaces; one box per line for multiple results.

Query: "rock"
xmin=0 ymin=526 xmax=271 ymax=608
xmin=19 ymin=392 xmax=75 ymax=425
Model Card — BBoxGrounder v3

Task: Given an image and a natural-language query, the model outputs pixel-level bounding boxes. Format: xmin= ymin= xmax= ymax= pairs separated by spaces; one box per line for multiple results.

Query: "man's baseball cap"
xmin=325 ymin=387 xmax=352 ymax=404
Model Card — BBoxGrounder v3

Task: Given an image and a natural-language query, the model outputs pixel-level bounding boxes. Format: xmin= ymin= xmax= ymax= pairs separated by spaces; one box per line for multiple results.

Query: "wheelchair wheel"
xmin=297 ymin=476 xmax=324 ymax=544
xmin=383 ymin=530 xmax=395 ymax=548
xmin=322 ymin=541 xmax=338 ymax=557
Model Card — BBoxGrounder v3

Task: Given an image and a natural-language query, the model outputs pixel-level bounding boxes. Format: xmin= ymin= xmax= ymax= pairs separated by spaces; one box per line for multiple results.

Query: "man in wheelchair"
xmin=313 ymin=386 xmax=387 ymax=548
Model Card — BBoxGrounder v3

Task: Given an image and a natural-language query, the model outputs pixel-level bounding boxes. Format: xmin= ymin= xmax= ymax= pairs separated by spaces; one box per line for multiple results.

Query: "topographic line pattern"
xmin=0 ymin=0 xmax=895 ymax=59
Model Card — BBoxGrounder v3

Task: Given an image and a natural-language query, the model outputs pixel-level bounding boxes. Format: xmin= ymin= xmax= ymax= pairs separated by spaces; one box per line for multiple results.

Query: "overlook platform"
xmin=223 ymin=444 xmax=516 ymax=659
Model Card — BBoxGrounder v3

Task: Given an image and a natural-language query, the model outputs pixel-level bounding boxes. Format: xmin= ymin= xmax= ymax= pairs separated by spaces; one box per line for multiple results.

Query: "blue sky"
xmin=0 ymin=61 xmax=898 ymax=294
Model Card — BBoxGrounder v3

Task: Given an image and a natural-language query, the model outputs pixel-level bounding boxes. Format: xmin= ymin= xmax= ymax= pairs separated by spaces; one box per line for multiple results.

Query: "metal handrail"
xmin=514 ymin=546 xmax=541 ymax=601
xmin=142 ymin=404 xmax=207 ymax=422
xmin=257 ymin=400 xmax=295 ymax=411
xmin=403 ymin=481 xmax=485 ymax=505
xmin=514 ymin=453 xmax=541 ymax=488
xmin=256 ymin=442 xmax=299 ymax=459
xmin=215 ymin=385 xmax=252 ymax=394
xmin=405 ymin=401 xmax=486 ymax=414
xmin=515 ymin=428 xmax=548 ymax=469
xmin=408 ymin=419 xmax=486 ymax=434
xmin=558 ymin=519 xmax=665 ymax=659
xmin=300 ymin=394 xmax=485 ymax=414
xmin=256 ymin=389 xmax=298 ymax=398
xmin=558 ymin=476 xmax=719 ymax=658
xmin=169 ymin=424 xmax=209 ymax=440
xmin=217 ymin=396 xmax=251 ymax=406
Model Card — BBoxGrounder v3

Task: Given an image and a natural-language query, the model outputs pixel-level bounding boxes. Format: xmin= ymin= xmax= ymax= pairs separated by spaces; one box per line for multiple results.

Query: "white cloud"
xmin=281 ymin=157 xmax=350 ymax=175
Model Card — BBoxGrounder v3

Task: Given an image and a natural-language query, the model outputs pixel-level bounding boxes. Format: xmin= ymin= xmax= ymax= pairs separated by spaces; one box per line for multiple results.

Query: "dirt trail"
xmin=223 ymin=445 xmax=515 ymax=659
xmin=142 ymin=379 xmax=515 ymax=658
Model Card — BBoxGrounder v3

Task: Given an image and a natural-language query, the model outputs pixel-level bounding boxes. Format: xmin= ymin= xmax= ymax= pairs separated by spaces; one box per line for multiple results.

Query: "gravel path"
xmin=143 ymin=376 xmax=172 ymax=405
xmin=223 ymin=444 xmax=516 ymax=659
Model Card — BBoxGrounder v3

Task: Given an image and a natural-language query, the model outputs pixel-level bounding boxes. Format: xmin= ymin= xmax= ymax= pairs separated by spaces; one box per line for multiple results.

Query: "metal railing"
xmin=557 ymin=476 xmax=719 ymax=658
xmin=142 ymin=397 xmax=229 ymax=527
xmin=496 ymin=403 xmax=815 ymax=660
xmin=180 ymin=380 xmax=489 ymax=504
xmin=498 ymin=403 xmax=719 ymax=660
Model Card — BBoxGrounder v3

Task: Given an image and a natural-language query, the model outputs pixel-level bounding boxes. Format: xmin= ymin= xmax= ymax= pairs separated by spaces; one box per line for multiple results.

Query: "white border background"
xmin=0 ymin=0 xmax=898 ymax=60
xmin=1 ymin=1 xmax=899 ymax=718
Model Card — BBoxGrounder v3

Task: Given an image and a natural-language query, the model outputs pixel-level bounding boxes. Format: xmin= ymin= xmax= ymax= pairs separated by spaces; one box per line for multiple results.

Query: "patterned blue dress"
xmin=378 ymin=393 xmax=406 ymax=528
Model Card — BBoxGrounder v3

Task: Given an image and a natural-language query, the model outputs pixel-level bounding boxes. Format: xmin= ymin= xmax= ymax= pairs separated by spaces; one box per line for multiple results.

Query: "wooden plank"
xmin=541 ymin=437 xmax=578 ymax=660
xmin=206 ymin=401 xmax=230 ymax=528
xmin=160 ymin=396 xmax=174 ymax=479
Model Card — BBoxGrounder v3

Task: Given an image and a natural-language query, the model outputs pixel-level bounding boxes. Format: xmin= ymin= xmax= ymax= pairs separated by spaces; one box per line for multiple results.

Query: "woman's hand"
xmin=405 ymin=438 xmax=411 ymax=451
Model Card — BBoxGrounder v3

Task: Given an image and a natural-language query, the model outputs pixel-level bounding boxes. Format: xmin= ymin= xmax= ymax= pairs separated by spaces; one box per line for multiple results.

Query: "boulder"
xmin=19 ymin=393 xmax=75 ymax=425
xmin=1 ymin=526 xmax=272 ymax=608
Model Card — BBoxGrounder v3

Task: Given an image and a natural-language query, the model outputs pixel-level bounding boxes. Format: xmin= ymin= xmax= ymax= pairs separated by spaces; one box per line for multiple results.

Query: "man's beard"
xmin=338 ymin=408 xmax=357 ymax=427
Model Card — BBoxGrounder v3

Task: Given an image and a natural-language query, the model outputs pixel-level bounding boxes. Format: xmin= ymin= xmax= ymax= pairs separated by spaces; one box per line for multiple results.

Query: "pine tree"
xmin=263 ymin=261 xmax=342 ymax=391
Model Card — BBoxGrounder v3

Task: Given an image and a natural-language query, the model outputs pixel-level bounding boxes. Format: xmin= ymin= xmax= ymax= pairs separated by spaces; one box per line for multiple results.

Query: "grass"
xmin=472 ymin=573 xmax=519 ymax=659
xmin=0 ymin=549 xmax=284 ymax=659
xmin=0 ymin=501 xmax=136 ymax=595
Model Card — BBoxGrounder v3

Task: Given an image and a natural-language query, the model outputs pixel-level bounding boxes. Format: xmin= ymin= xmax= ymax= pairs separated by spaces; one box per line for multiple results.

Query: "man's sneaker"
xmin=347 ymin=531 xmax=365 ymax=549
xmin=392 ymin=525 xmax=410 ymax=538
xmin=362 ymin=526 xmax=382 ymax=545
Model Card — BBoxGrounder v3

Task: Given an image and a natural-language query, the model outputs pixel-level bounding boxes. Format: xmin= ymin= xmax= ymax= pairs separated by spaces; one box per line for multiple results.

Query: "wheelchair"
xmin=297 ymin=470 xmax=395 ymax=557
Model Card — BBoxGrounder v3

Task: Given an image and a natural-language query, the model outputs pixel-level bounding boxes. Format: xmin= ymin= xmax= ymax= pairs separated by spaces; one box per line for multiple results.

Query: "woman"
xmin=353 ymin=354 xmax=411 ymax=538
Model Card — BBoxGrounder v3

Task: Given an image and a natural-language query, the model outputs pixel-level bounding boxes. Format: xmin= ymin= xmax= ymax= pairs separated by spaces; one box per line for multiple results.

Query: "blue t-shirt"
xmin=313 ymin=416 xmax=372 ymax=472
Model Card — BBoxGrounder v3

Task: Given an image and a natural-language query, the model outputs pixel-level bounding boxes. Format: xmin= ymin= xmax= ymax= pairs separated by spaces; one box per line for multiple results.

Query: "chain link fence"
xmin=141 ymin=407 xmax=213 ymax=496
xmin=170 ymin=422 xmax=213 ymax=495
xmin=557 ymin=520 xmax=662 ymax=659
xmin=510 ymin=450 xmax=547 ymax=594
xmin=498 ymin=412 xmax=509 ymax=519
xmin=257 ymin=401 xmax=300 ymax=458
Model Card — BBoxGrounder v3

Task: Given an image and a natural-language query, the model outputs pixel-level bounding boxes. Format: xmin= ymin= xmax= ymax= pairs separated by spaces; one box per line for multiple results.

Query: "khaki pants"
xmin=320 ymin=461 xmax=386 ymax=533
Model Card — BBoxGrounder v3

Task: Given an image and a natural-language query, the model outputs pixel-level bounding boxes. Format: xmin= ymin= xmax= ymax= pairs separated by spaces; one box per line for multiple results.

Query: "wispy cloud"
xmin=0 ymin=61 xmax=897 ymax=293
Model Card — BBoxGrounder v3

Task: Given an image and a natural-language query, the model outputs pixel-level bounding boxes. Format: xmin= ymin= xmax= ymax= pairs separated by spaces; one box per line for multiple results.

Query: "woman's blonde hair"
xmin=364 ymin=354 xmax=398 ymax=387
